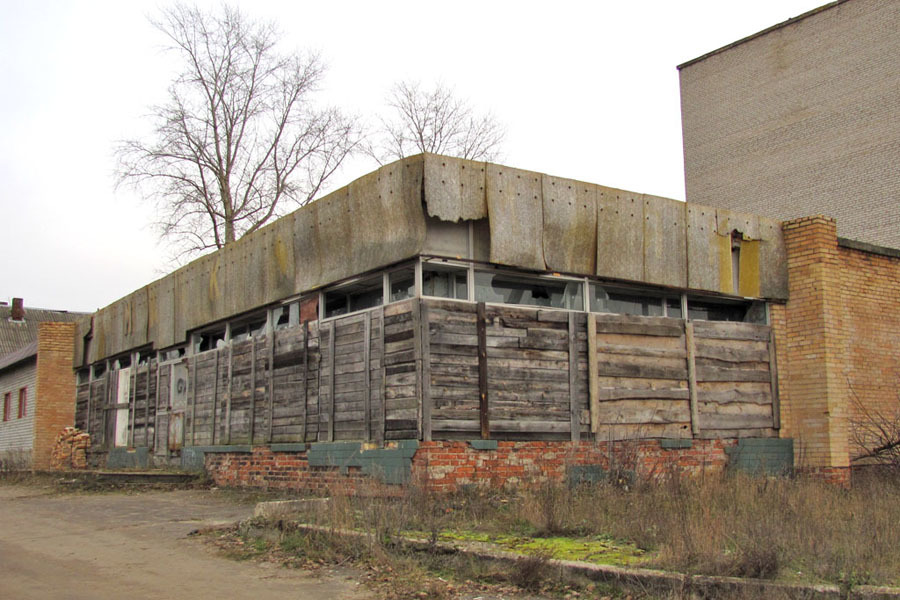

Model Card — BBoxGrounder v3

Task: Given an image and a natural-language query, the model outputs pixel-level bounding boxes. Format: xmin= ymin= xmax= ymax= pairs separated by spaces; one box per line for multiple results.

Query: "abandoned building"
xmin=69 ymin=152 xmax=818 ymax=489
xmin=0 ymin=299 xmax=84 ymax=469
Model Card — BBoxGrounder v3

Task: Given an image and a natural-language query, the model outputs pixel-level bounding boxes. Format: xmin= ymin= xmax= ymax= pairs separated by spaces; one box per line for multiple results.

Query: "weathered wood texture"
xmin=77 ymin=299 xmax=778 ymax=450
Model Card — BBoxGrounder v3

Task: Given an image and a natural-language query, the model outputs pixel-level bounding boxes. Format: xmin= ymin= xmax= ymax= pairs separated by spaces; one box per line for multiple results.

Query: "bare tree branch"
xmin=367 ymin=80 xmax=505 ymax=165
xmin=116 ymin=3 xmax=361 ymax=260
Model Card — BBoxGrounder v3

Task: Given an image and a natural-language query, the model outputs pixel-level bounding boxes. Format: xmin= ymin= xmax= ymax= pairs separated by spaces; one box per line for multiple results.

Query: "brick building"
xmin=0 ymin=300 xmax=84 ymax=469
xmin=679 ymin=0 xmax=900 ymax=249
xmin=679 ymin=0 xmax=900 ymax=482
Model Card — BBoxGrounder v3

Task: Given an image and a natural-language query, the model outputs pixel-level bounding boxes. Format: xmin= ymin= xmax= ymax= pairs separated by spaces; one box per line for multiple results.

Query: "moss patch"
xmin=411 ymin=529 xmax=649 ymax=566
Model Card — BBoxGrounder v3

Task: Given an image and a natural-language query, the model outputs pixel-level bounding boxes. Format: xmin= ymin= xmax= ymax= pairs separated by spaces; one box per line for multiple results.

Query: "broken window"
xmin=389 ymin=267 xmax=415 ymax=302
xmin=77 ymin=369 xmax=90 ymax=385
xmin=686 ymin=297 xmax=766 ymax=323
xmin=195 ymin=329 xmax=226 ymax=353
xmin=230 ymin=314 xmax=267 ymax=342
xmin=159 ymin=346 xmax=185 ymax=362
xmin=422 ymin=264 xmax=468 ymax=300
xmin=476 ymin=271 xmax=582 ymax=310
xmin=591 ymin=285 xmax=665 ymax=317
xmin=324 ymin=275 xmax=384 ymax=318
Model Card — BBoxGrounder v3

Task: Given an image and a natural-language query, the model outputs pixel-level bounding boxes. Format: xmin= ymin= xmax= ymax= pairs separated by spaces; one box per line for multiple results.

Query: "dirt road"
xmin=0 ymin=483 xmax=373 ymax=600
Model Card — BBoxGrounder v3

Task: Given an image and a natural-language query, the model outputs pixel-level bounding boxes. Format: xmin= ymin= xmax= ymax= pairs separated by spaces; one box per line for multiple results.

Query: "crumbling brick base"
xmin=202 ymin=439 xmax=738 ymax=494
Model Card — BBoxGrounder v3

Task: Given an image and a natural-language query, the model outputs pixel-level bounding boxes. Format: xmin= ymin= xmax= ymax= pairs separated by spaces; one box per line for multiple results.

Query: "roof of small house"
xmin=0 ymin=304 xmax=87 ymax=357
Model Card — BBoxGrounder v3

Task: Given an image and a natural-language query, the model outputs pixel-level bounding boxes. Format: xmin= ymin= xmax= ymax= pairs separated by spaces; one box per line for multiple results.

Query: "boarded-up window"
xmin=17 ymin=388 xmax=27 ymax=418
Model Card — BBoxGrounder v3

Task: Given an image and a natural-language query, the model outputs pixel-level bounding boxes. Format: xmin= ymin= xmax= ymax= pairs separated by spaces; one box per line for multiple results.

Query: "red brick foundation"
xmin=203 ymin=447 xmax=403 ymax=496
xmin=412 ymin=440 xmax=735 ymax=492
xmin=203 ymin=439 xmax=738 ymax=494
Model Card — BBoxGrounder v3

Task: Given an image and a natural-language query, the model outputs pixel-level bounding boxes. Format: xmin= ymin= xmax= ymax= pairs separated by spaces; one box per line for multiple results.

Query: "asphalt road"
xmin=0 ymin=483 xmax=373 ymax=600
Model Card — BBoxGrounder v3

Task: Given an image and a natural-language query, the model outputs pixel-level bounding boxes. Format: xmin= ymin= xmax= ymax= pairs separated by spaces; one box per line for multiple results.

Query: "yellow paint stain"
xmin=716 ymin=233 xmax=733 ymax=294
xmin=273 ymin=237 xmax=289 ymax=276
xmin=208 ymin=256 xmax=221 ymax=301
xmin=738 ymin=239 xmax=761 ymax=297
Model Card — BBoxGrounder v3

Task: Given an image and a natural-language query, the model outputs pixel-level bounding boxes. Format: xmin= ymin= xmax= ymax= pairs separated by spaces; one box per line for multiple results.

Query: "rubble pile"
xmin=50 ymin=427 xmax=91 ymax=470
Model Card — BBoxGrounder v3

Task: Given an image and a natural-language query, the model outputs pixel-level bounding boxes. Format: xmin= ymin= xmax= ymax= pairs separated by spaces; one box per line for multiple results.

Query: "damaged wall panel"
xmin=486 ymin=164 xmax=545 ymax=271
xmin=759 ymin=217 xmax=789 ymax=299
xmin=423 ymin=154 xmax=487 ymax=222
xmin=597 ymin=186 xmax=644 ymax=282
xmin=541 ymin=174 xmax=597 ymax=275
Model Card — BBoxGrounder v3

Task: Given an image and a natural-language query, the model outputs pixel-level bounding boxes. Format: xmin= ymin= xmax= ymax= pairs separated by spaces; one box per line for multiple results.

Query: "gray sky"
xmin=0 ymin=0 xmax=825 ymax=313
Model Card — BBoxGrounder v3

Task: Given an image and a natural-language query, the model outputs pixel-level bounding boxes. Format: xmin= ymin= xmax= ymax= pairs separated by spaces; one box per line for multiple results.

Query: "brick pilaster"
xmin=778 ymin=216 xmax=849 ymax=470
xmin=32 ymin=322 xmax=77 ymax=470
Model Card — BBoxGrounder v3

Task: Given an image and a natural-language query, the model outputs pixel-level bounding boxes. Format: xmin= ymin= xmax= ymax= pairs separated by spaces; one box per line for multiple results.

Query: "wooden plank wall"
xmin=426 ymin=299 xmax=589 ymax=439
xmin=73 ymin=297 xmax=777 ymax=452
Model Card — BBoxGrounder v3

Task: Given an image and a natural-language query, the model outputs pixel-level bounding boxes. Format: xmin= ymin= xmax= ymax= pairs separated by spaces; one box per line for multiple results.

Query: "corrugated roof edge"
xmin=677 ymin=0 xmax=848 ymax=70
xmin=0 ymin=340 xmax=38 ymax=371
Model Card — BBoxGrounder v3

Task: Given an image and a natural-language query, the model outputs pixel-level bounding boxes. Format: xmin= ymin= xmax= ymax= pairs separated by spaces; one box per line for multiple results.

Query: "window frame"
xmin=17 ymin=387 xmax=27 ymax=419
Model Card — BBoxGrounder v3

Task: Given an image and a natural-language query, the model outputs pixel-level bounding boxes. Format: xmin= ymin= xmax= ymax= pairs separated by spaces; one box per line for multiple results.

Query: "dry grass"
xmin=212 ymin=469 xmax=900 ymax=598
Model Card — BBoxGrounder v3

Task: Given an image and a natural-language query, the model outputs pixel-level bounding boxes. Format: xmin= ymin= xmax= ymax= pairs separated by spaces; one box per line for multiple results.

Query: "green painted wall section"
xmin=726 ymin=438 xmax=794 ymax=475
xmin=307 ymin=441 xmax=419 ymax=485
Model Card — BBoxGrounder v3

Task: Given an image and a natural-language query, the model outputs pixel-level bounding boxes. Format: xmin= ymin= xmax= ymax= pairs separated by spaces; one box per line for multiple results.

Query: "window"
xmin=324 ymin=275 xmax=383 ymax=318
xmin=389 ymin=267 xmax=415 ymax=302
xmin=195 ymin=328 xmax=226 ymax=353
xmin=422 ymin=264 xmax=468 ymax=300
xmin=2 ymin=393 xmax=10 ymax=421
xmin=230 ymin=314 xmax=267 ymax=342
xmin=590 ymin=284 xmax=680 ymax=318
xmin=17 ymin=388 xmax=26 ymax=418
xmin=686 ymin=298 xmax=766 ymax=324
xmin=475 ymin=271 xmax=582 ymax=310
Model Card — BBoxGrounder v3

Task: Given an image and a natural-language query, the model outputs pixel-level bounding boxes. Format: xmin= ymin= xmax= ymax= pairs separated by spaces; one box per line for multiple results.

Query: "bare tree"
xmin=368 ymin=80 xmax=505 ymax=164
xmin=849 ymin=381 xmax=900 ymax=471
xmin=117 ymin=3 xmax=361 ymax=256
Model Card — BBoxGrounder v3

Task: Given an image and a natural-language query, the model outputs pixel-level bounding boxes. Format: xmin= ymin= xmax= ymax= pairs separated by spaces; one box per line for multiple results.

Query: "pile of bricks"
xmin=49 ymin=427 xmax=91 ymax=470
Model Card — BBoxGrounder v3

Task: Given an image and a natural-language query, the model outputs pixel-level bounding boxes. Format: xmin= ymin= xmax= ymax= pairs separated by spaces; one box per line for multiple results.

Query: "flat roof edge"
xmin=837 ymin=237 xmax=900 ymax=259
xmin=677 ymin=0 xmax=848 ymax=70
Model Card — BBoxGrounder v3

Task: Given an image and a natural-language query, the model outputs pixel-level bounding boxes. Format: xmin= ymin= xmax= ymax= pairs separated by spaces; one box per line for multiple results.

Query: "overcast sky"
xmin=0 ymin=0 xmax=826 ymax=313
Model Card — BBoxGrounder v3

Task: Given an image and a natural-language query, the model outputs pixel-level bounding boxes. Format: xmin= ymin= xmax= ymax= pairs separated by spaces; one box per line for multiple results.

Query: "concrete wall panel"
xmin=642 ymin=195 xmax=687 ymax=288
xmin=486 ymin=164 xmax=545 ymax=270
xmin=423 ymin=154 xmax=487 ymax=221
xmin=597 ymin=186 xmax=644 ymax=281
xmin=686 ymin=204 xmax=719 ymax=292
xmin=151 ymin=276 xmax=176 ymax=349
xmin=542 ymin=175 xmax=597 ymax=274
xmin=759 ymin=217 xmax=789 ymax=299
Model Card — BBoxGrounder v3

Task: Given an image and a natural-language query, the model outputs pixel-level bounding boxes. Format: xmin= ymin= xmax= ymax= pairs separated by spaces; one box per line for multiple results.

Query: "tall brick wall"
xmin=680 ymin=0 xmax=900 ymax=248
xmin=836 ymin=242 xmax=900 ymax=457
xmin=774 ymin=215 xmax=900 ymax=480
xmin=32 ymin=322 xmax=77 ymax=470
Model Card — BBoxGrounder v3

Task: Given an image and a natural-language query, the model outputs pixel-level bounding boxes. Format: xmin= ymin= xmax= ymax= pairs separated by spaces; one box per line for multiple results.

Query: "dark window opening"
xmin=476 ymin=272 xmax=582 ymax=309
xmin=325 ymin=276 xmax=383 ymax=318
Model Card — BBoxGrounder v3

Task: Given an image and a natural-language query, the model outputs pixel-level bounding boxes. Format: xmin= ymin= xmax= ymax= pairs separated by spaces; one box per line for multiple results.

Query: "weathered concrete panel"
xmin=151 ymin=275 xmax=176 ymax=349
xmin=759 ymin=217 xmax=789 ymax=299
xmin=686 ymin=204 xmax=719 ymax=291
xmin=486 ymin=164 xmax=545 ymax=270
xmin=264 ymin=216 xmax=297 ymax=305
xmin=542 ymin=174 xmax=597 ymax=275
xmin=423 ymin=154 xmax=487 ymax=221
xmin=293 ymin=202 xmax=324 ymax=292
xmin=597 ymin=186 xmax=643 ymax=281
xmin=348 ymin=158 xmax=427 ymax=277
xmin=643 ymin=195 xmax=687 ymax=288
